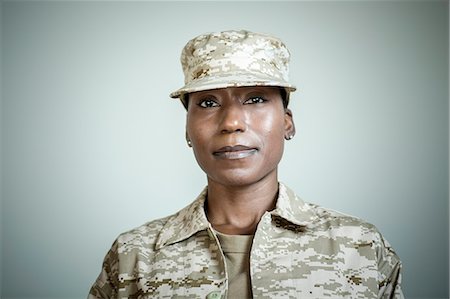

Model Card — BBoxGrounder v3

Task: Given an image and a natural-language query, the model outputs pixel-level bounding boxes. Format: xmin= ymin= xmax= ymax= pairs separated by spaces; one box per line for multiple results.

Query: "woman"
xmin=88 ymin=30 xmax=403 ymax=299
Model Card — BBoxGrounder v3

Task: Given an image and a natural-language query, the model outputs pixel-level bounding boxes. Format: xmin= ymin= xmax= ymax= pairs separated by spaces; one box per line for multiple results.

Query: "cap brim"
xmin=169 ymin=73 xmax=296 ymax=98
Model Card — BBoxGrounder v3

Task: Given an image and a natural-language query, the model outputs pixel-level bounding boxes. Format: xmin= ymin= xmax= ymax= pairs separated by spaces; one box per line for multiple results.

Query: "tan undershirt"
xmin=215 ymin=230 xmax=254 ymax=299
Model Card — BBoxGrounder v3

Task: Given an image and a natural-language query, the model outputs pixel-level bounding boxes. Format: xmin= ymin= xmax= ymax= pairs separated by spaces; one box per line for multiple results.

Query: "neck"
xmin=205 ymin=174 xmax=279 ymax=235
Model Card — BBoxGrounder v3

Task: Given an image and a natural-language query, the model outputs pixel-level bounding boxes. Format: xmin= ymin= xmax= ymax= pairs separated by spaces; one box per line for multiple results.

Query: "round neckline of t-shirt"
xmin=214 ymin=229 xmax=254 ymax=253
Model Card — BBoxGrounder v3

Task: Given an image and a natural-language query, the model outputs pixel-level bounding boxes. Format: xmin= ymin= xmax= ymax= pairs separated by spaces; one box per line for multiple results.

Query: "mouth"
xmin=213 ymin=145 xmax=258 ymax=160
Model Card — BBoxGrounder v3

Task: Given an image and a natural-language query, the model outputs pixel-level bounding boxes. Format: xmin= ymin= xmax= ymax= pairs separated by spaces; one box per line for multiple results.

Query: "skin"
xmin=186 ymin=86 xmax=295 ymax=235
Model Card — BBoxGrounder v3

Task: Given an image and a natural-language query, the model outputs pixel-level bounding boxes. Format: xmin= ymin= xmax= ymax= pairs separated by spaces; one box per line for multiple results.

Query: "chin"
xmin=207 ymin=168 xmax=277 ymax=188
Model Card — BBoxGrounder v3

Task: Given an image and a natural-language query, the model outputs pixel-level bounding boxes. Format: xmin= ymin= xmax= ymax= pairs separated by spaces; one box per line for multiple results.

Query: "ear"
xmin=284 ymin=108 xmax=296 ymax=140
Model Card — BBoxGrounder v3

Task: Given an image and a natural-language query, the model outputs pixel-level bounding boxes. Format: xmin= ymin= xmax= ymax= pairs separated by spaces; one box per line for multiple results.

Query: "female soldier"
xmin=88 ymin=30 xmax=403 ymax=299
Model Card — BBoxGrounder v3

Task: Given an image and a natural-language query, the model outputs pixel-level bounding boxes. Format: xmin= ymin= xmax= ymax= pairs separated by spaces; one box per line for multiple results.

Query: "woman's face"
xmin=186 ymin=86 xmax=295 ymax=187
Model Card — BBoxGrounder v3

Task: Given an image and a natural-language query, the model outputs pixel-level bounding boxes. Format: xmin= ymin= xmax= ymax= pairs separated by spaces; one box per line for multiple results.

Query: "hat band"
xmin=186 ymin=56 xmax=288 ymax=84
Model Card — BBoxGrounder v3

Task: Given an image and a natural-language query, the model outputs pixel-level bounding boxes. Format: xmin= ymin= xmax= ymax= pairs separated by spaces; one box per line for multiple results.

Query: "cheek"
xmin=187 ymin=118 xmax=214 ymax=157
xmin=255 ymin=112 xmax=286 ymax=163
xmin=255 ymin=111 xmax=286 ymax=142
xmin=186 ymin=114 xmax=200 ymax=139
xmin=189 ymin=123 xmax=210 ymax=143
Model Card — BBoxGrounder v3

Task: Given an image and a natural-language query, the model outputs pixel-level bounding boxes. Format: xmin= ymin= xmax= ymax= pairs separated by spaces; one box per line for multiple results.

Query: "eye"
xmin=244 ymin=96 xmax=266 ymax=105
xmin=198 ymin=98 xmax=219 ymax=108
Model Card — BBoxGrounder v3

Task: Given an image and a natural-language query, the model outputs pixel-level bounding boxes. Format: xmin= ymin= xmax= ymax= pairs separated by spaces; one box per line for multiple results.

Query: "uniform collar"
xmin=270 ymin=183 xmax=318 ymax=227
xmin=155 ymin=187 xmax=210 ymax=250
xmin=155 ymin=182 xmax=317 ymax=249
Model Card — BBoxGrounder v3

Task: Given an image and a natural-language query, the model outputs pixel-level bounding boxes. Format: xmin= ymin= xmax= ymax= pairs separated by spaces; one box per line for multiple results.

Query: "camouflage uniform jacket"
xmin=88 ymin=183 xmax=403 ymax=299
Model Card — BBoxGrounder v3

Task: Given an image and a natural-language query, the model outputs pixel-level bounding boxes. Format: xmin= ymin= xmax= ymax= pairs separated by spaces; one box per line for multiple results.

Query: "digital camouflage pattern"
xmin=88 ymin=183 xmax=403 ymax=299
xmin=169 ymin=30 xmax=297 ymax=99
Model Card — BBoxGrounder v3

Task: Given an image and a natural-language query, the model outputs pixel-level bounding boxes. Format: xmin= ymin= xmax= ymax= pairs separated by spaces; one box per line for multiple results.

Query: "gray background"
xmin=1 ymin=1 xmax=448 ymax=298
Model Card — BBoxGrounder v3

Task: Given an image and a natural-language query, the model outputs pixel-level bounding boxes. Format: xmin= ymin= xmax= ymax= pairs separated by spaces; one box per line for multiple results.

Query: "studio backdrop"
xmin=1 ymin=1 xmax=448 ymax=298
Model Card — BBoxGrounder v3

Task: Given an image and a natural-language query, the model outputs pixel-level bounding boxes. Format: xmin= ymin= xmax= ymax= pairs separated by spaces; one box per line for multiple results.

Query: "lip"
xmin=213 ymin=145 xmax=258 ymax=160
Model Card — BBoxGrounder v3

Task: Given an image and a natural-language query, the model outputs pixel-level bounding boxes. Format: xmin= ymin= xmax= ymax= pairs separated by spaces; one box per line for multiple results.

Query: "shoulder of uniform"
xmin=123 ymin=215 xmax=171 ymax=236
xmin=114 ymin=188 xmax=208 ymax=252
xmin=114 ymin=214 xmax=175 ymax=253
xmin=307 ymin=202 xmax=374 ymax=224
xmin=304 ymin=202 xmax=382 ymax=238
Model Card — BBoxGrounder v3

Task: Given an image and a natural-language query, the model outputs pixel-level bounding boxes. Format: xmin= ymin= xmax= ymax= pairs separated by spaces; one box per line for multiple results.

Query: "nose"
xmin=219 ymin=104 xmax=247 ymax=134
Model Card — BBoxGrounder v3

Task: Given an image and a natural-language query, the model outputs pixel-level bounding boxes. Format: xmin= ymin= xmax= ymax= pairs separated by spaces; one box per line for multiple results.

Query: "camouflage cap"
xmin=169 ymin=29 xmax=297 ymax=99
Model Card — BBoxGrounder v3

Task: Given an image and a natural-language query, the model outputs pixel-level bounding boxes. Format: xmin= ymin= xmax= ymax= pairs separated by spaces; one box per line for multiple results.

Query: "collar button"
xmin=206 ymin=291 xmax=222 ymax=299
